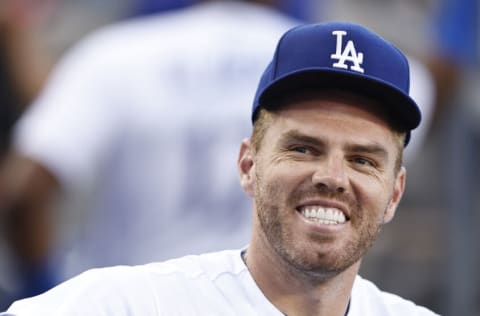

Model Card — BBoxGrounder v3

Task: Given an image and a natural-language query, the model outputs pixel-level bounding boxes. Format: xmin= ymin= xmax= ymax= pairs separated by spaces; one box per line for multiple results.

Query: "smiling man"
xmin=239 ymin=92 xmax=408 ymax=315
xmin=1 ymin=22 xmax=439 ymax=316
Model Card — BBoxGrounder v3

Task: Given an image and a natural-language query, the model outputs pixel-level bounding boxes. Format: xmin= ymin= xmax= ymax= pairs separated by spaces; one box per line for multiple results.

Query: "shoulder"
xmin=75 ymin=249 xmax=246 ymax=291
xmin=65 ymin=250 xmax=248 ymax=297
xmin=5 ymin=250 xmax=246 ymax=315
xmin=141 ymin=249 xmax=247 ymax=282
xmin=351 ymin=276 xmax=440 ymax=316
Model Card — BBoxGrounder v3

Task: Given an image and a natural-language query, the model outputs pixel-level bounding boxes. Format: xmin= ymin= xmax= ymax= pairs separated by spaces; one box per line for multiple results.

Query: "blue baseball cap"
xmin=252 ymin=22 xmax=421 ymax=146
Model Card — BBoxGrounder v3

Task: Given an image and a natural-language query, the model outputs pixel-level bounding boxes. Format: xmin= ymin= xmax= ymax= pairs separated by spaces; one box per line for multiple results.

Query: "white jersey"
xmin=12 ymin=2 xmax=298 ymax=279
xmin=2 ymin=249 xmax=439 ymax=315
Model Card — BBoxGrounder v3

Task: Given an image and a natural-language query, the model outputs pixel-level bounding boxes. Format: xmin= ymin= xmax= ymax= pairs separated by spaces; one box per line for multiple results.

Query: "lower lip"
xmin=296 ymin=210 xmax=349 ymax=234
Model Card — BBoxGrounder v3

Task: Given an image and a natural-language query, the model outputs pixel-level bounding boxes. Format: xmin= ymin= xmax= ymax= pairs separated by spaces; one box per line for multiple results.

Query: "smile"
xmin=298 ymin=206 xmax=347 ymax=225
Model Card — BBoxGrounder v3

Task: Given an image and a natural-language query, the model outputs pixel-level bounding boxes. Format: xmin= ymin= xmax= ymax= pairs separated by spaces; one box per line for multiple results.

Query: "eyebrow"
xmin=344 ymin=143 xmax=389 ymax=160
xmin=278 ymin=130 xmax=326 ymax=148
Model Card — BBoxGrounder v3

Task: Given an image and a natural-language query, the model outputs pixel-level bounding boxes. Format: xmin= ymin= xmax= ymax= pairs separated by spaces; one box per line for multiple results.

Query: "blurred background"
xmin=0 ymin=0 xmax=478 ymax=315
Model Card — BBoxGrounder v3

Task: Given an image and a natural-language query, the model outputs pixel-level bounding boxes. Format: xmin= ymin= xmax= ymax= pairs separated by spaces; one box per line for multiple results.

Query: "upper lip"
xmin=296 ymin=199 xmax=350 ymax=220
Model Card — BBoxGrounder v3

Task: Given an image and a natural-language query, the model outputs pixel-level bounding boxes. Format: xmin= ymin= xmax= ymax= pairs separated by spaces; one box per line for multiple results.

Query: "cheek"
xmin=255 ymin=171 xmax=292 ymax=207
xmin=350 ymin=175 xmax=393 ymax=221
xmin=256 ymin=161 xmax=307 ymax=196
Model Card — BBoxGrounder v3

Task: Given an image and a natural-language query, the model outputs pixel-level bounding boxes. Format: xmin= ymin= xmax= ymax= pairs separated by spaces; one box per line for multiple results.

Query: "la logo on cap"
xmin=330 ymin=30 xmax=364 ymax=73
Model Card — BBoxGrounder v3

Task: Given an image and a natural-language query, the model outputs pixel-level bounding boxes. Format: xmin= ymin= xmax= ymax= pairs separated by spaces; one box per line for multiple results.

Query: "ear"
xmin=383 ymin=166 xmax=406 ymax=224
xmin=238 ymin=138 xmax=255 ymax=197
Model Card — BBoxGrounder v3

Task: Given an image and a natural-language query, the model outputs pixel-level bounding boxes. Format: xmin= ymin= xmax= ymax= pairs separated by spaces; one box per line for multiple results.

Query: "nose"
xmin=312 ymin=154 xmax=348 ymax=194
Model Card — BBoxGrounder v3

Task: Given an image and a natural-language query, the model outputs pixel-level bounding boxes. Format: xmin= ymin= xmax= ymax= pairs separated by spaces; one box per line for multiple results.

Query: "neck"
xmin=246 ymin=233 xmax=358 ymax=316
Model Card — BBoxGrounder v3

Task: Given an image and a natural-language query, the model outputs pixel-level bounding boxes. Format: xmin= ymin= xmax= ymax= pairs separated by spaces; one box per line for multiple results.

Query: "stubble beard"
xmin=254 ymin=174 xmax=385 ymax=282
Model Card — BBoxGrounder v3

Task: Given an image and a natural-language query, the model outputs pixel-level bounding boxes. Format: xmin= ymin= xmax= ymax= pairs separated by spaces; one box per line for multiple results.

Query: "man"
xmin=1 ymin=22 xmax=439 ymax=315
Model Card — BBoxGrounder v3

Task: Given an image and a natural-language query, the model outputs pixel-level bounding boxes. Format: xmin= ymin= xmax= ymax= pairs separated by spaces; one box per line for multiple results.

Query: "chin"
xmin=286 ymin=242 xmax=363 ymax=277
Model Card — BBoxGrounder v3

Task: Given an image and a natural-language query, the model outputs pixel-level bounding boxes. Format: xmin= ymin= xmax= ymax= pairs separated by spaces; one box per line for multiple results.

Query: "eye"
xmin=290 ymin=145 xmax=320 ymax=156
xmin=351 ymin=156 xmax=375 ymax=167
xmin=292 ymin=146 xmax=310 ymax=154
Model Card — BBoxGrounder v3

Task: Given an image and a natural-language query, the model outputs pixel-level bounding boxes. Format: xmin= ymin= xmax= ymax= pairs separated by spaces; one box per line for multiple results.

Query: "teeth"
xmin=300 ymin=207 xmax=346 ymax=224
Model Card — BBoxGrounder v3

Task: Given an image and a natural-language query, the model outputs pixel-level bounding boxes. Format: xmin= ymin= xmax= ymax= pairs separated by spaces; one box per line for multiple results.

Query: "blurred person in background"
xmin=0 ymin=0 xmax=303 ymax=309
xmin=0 ymin=0 xmax=188 ymax=308
xmin=0 ymin=0 xmax=140 ymax=309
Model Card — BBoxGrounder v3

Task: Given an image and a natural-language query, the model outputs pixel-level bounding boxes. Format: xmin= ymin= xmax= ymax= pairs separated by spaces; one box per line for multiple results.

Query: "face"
xmin=239 ymin=95 xmax=406 ymax=277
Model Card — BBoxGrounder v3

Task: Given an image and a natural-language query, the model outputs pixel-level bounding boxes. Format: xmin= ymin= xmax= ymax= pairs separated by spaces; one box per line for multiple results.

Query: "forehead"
xmin=265 ymin=93 xmax=400 ymax=149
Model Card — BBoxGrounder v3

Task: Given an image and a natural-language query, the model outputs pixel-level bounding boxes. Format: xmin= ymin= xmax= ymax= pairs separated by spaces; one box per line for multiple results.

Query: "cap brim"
xmin=257 ymin=69 xmax=421 ymax=132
